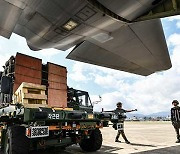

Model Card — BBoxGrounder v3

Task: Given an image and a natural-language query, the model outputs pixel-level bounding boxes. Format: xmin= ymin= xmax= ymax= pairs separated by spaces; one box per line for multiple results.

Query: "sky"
xmin=0 ymin=16 xmax=180 ymax=115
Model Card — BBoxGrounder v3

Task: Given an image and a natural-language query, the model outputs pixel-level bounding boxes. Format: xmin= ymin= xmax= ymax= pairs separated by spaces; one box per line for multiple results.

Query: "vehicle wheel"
xmin=4 ymin=126 xmax=30 ymax=154
xmin=79 ymin=128 xmax=102 ymax=152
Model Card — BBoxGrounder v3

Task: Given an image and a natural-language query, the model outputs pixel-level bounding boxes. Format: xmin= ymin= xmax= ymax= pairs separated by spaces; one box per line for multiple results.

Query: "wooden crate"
xmin=48 ymin=74 xmax=67 ymax=83
xmin=14 ymin=82 xmax=47 ymax=108
xmin=47 ymin=63 xmax=67 ymax=108
xmin=48 ymin=63 xmax=67 ymax=76
xmin=15 ymin=65 xmax=41 ymax=78
xmin=48 ymin=89 xmax=67 ymax=108
xmin=15 ymin=53 xmax=42 ymax=70
xmin=13 ymin=53 xmax=42 ymax=92
xmin=48 ymin=81 xmax=67 ymax=90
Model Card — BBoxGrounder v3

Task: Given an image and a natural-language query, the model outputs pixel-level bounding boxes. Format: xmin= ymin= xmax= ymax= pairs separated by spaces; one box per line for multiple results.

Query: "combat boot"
xmin=115 ymin=138 xmax=121 ymax=142
xmin=125 ymin=140 xmax=130 ymax=144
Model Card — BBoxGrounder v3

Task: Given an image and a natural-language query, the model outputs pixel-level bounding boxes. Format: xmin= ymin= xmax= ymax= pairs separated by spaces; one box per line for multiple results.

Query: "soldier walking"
xmin=171 ymin=100 xmax=180 ymax=143
xmin=114 ymin=102 xmax=137 ymax=144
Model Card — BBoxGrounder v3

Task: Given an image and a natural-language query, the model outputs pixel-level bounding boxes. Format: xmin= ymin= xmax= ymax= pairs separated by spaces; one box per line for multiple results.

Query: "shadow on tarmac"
xmin=129 ymin=142 xmax=157 ymax=147
xmin=29 ymin=145 xmax=123 ymax=154
xmin=134 ymin=145 xmax=180 ymax=154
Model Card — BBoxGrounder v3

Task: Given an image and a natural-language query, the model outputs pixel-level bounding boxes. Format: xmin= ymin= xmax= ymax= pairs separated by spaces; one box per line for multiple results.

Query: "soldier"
xmin=171 ymin=100 xmax=180 ymax=143
xmin=114 ymin=102 xmax=137 ymax=144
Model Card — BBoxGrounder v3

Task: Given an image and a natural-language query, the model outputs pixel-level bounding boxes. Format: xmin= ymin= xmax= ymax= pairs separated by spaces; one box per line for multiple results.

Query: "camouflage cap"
xmin=172 ymin=100 xmax=179 ymax=105
xmin=116 ymin=102 xmax=122 ymax=106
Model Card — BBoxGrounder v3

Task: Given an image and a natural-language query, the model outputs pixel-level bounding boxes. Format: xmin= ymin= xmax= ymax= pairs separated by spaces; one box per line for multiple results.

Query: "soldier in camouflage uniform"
xmin=171 ymin=100 xmax=180 ymax=143
xmin=114 ymin=102 xmax=137 ymax=144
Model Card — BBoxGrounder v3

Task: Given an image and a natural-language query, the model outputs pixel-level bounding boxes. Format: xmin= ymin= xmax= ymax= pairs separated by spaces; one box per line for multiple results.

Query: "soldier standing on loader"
xmin=113 ymin=102 xmax=137 ymax=144
xmin=171 ymin=100 xmax=180 ymax=143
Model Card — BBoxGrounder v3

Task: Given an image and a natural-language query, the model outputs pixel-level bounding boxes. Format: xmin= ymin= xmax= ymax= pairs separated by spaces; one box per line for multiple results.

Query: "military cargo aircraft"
xmin=0 ymin=0 xmax=179 ymax=76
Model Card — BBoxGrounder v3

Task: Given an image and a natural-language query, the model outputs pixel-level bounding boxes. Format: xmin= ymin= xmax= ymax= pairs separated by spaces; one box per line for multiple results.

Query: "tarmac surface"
xmin=2 ymin=121 xmax=180 ymax=154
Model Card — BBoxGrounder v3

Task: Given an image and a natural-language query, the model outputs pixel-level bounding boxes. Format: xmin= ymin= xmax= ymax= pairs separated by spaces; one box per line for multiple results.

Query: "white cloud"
xmin=166 ymin=15 xmax=180 ymax=21
xmin=176 ymin=22 xmax=180 ymax=28
xmin=69 ymin=61 xmax=141 ymax=85
xmin=167 ymin=33 xmax=180 ymax=46
xmin=166 ymin=15 xmax=180 ymax=29
xmin=69 ymin=62 xmax=91 ymax=82
xmin=37 ymin=49 xmax=60 ymax=57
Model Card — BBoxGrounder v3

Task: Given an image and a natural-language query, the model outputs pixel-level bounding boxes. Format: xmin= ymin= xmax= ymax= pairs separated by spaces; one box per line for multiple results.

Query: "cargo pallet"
xmin=13 ymin=82 xmax=47 ymax=108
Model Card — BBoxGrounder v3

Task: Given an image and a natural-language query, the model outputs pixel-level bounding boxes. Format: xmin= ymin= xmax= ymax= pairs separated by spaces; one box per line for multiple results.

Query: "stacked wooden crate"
xmin=47 ymin=63 xmax=67 ymax=108
xmin=13 ymin=82 xmax=47 ymax=108
xmin=13 ymin=53 xmax=42 ymax=92
xmin=11 ymin=53 xmax=67 ymax=108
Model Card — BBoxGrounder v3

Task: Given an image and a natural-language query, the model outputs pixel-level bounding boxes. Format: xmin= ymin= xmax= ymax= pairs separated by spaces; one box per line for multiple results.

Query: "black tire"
xmin=4 ymin=126 xmax=30 ymax=154
xmin=79 ymin=128 xmax=102 ymax=152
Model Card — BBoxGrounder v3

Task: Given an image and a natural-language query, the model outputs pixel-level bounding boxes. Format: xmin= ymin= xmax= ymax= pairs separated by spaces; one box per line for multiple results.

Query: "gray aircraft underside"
xmin=0 ymin=0 xmax=179 ymax=76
